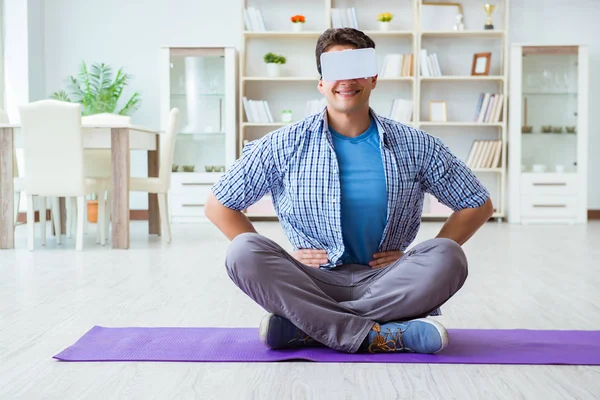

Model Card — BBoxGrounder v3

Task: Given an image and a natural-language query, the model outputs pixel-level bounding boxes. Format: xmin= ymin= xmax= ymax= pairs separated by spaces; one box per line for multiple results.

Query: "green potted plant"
xmin=51 ymin=61 xmax=141 ymax=222
xmin=263 ymin=52 xmax=287 ymax=78
xmin=50 ymin=61 xmax=141 ymax=116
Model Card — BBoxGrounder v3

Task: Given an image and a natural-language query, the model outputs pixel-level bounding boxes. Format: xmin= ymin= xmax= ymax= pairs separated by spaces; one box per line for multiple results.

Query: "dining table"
xmin=0 ymin=122 xmax=162 ymax=250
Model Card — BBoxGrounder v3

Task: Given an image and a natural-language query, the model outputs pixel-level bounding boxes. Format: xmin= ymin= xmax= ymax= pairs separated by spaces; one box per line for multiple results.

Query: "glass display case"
xmin=508 ymin=45 xmax=588 ymax=224
xmin=160 ymin=47 xmax=237 ymax=222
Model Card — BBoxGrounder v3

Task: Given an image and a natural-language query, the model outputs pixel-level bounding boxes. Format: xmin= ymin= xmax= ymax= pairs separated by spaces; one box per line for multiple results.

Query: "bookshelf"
xmin=240 ymin=0 xmax=509 ymax=221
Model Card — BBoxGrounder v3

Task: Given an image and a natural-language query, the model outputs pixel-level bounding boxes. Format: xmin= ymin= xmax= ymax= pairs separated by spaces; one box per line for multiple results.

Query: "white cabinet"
xmin=159 ymin=46 xmax=237 ymax=222
xmin=508 ymin=44 xmax=588 ymax=224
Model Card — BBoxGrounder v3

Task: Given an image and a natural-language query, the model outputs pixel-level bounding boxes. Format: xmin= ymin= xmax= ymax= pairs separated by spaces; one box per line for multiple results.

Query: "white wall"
xmin=43 ymin=0 xmax=241 ymax=209
xmin=3 ymin=0 xmax=29 ymax=121
xmin=36 ymin=0 xmax=600 ymax=209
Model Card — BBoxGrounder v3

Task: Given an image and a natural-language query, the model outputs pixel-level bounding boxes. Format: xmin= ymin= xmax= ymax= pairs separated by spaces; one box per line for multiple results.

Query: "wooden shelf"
xmin=420 ymin=76 xmax=505 ymax=81
xmin=418 ymin=122 xmax=503 ymax=127
xmin=421 ymin=30 xmax=505 ymax=38
xmin=471 ymin=168 xmax=503 ymax=173
xmin=378 ymin=77 xmax=415 ymax=81
xmin=243 ymin=77 xmax=319 ymax=81
xmin=242 ymin=122 xmax=290 ymax=127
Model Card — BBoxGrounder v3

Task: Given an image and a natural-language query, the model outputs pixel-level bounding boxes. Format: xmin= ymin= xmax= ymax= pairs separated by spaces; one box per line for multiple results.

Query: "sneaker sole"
xmin=412 ymin=318 xmax=449 ymax=353
xmin=258 ymin=313 xmax=276 ymax=348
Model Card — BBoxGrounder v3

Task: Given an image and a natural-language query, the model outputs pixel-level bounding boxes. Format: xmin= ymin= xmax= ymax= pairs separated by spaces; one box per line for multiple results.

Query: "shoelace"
xmin=287 ymin=328 xmax=315 ymax=346
xmin=368 ymin=324 xmax=406 ymax=353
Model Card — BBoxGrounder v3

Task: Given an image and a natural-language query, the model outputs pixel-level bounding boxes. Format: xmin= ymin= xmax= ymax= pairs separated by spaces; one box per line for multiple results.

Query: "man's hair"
xmin=315 ymin=28 xmax=376 ymax=75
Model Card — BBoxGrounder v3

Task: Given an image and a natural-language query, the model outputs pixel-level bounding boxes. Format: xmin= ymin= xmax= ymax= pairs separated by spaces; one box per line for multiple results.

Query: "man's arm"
xmin=205 ymin=193 xmax=257 ymax=241
xmin=206 ymin=137 xmax=275 ymax=241
xmin=435 ymin=197 xmax=494 ymax=245
xmin=420 ymin=135 xmax=493 ymax=246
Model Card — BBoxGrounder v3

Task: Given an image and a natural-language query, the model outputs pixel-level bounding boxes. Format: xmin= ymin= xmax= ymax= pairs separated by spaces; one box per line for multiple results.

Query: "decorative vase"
xmin=266 ymin=63 xmax=281 ymax=78
xmin=379 ymin=21 xmax=390 ymax=31
xmin=281 ymin=110 xmax=293 ymax=123
xmin=292 ymin=23 xmax=303 ymax=32
xmin=87 ymin=200 xmax=98 ymax=223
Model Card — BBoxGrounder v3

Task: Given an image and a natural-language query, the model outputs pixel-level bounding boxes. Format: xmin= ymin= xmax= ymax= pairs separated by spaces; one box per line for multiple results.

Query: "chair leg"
xmin=13 ymin=191 xmax=20 ymax=226
xmin=105 ymin=190 xmax=111 ymax=243
xmin=157 ymin=193 xmax=171 ymax=243
xmin=27 ymin=195 xmax=35 ymax=251
xmin=51 ymin=197 xmax=62 ymax=245
xmin=39 ymin=196 xmax=46 ymax=246
xmin=76 ymin=196 xmax=85 ymax=251
xmin=97 ymin=192 xmax=106 ymax=245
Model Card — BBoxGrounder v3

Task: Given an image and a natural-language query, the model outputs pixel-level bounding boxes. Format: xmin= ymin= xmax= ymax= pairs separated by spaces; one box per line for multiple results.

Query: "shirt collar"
xmin=309 ymin=105 xmax=391 ymax=149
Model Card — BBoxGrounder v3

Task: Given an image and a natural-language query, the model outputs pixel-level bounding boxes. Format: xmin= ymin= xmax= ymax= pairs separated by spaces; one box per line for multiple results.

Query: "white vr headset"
xmin=319 ymin=48 xmax=378 ymax=81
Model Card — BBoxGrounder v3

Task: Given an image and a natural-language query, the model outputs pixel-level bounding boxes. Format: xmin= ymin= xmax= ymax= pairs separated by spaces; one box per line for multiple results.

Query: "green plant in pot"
xmin=50 ymin=61 xmax=141 ymax=116
xmin=264 ymin=52 xmax=286 ymax=78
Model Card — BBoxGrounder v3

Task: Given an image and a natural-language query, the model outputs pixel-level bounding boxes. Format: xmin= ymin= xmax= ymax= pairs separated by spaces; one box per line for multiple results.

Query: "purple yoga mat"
xmin=53 ymin=326 xmax=600 ymax=365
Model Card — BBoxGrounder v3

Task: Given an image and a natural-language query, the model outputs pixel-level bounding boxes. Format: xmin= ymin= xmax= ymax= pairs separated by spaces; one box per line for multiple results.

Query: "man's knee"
xmin=430 ymin=238 xmax=468 ymax=279
xmin=225 ymin=232 xmax=271 ymax=281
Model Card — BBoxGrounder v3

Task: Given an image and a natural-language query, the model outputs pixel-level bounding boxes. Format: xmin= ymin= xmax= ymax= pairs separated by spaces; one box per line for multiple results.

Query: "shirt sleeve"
xmin=420 ymin=135 xmax=490 ymax=211
xmin=211 ymin=136 xmax=275 ymax=211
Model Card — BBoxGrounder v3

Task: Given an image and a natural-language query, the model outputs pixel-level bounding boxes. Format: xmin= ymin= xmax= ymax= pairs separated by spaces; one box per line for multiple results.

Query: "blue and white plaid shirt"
xmin=212 ymin=108 xmax=490 ymax=268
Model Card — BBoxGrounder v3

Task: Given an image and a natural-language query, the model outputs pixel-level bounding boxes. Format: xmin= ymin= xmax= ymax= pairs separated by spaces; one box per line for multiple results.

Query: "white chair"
xmin=19 ymin=100 xmax=110 ymax=251
xmin=130 ymin=108 xmax=179 ymax=243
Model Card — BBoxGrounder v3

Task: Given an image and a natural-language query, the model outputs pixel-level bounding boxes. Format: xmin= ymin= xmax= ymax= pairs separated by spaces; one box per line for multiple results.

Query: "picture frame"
xmin=471 ymin=52 xmax=491 ymax=76
xmin=429 ymin=100 xmax=447 ymax=122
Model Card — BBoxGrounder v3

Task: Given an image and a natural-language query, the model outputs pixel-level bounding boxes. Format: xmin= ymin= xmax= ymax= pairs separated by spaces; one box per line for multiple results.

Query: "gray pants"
xmin=225 ymin=233 xmax=468 ymax=353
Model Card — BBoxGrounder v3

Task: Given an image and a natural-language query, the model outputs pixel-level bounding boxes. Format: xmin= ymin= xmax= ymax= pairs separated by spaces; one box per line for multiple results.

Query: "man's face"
xmin=317 ymin=44 xmax=378 ymax=115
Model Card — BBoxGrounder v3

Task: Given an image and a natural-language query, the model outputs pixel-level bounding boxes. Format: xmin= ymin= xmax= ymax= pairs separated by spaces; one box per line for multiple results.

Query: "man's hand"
xmin=369 ymin=250 xmax=404 ymax=269
xmin=292 ymin=249 xmax=329 ymax=268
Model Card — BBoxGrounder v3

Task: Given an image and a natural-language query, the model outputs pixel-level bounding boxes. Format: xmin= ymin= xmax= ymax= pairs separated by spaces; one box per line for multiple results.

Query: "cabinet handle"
xmin=182 ymin=204 xmax=204 ymax=207
xmin=181 ymin=183 xmax=211 ymax=186
xmin=532 ymin=204 xmax=566 ymax=208
xmin=532 ymin=182 xmax=566 ymax=186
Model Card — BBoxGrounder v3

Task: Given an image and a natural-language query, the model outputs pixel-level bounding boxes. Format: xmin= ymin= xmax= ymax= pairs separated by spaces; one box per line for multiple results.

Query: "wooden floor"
xmin=1 ymin=220 xmax=599 ymax=399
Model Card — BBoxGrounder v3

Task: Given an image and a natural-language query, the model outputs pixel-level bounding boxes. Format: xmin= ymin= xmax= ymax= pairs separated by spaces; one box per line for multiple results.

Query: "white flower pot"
xmin=266 ymin=63 xmax=281 ymax=78
xmin=379 ymin=21 xmax=390 ymax=31
xmin=292 ymin=23 xmax=303 ymax=32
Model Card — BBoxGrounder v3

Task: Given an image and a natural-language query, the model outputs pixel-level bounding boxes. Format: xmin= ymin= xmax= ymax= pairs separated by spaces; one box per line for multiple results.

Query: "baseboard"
xmin=17 ymin=210 xmax=149 ymax=222
xmin=589 ymin=210 xmax=600 ymax=220
xmin=130 ymin=210 xmax=149 ymax=220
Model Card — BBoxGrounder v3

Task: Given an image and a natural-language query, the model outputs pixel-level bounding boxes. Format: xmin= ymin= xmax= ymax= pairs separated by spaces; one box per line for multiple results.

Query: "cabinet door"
xmin=519 ymin=46 xmax=579 ymax=174
xmin=169 ymin=48 xmax=229 ymax=175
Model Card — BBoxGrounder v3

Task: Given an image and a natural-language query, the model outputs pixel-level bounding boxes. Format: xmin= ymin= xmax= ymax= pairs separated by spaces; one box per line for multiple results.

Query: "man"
xmin=205 ymin=28 xmax=494 ymax=354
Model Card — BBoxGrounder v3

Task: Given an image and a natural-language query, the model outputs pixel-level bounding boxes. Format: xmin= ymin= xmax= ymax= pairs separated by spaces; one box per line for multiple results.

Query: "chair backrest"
xmin=81 ymin=113 xmax=132 ymax=178
xmin=159 ymin=108 xmax=180 ymax=188
xmin=0 ymin=108 xmax=19 ymax=178
xmin=19 ymin=100 xmax=86 ymax=196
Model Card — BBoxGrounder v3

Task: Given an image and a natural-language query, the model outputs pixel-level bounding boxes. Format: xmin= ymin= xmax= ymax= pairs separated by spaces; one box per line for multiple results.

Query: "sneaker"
xmin=367 ymin=318 xmax=449 ymax=354
xmin=259 ymin=313 xmax=320 ymax=349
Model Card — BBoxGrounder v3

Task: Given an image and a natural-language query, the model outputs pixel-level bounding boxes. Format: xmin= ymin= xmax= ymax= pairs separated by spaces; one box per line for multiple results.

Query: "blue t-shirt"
xmin=330 ymin=117 xmax=388 ymax=265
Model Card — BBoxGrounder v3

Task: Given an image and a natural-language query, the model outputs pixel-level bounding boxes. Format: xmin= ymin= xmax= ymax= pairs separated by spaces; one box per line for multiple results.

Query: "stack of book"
xmin=242 ymin=7 xmax=266 ymax=31
xmin=465 ymin=139 xmax=502 ymax=169
xmin=473 ymin=93 xmax=504 ymax=123
xmin=379 ymin=54 xmax=414 ymax=77
xmin=331 ymin=8 xmax=359 ymax=29
xmin=242 ymin=97 xmax=274 ymax=123
xmin=419 ymin=49 xmax=442 ymax=76
xmin=389 ymin=99 xmax=414 ymax=123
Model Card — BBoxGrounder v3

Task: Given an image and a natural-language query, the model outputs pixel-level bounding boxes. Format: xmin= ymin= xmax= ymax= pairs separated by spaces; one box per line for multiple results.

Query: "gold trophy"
xmin=484 ymin=4 xmax=495 ymax=30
